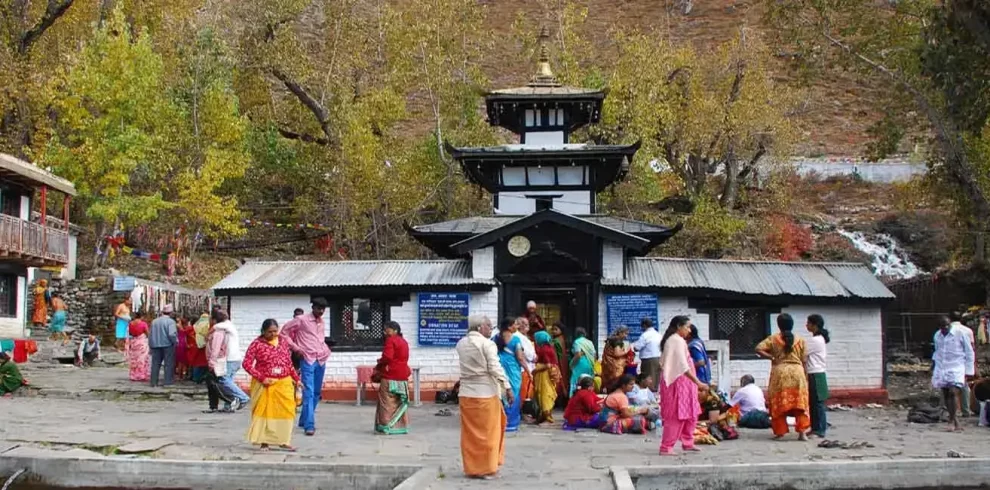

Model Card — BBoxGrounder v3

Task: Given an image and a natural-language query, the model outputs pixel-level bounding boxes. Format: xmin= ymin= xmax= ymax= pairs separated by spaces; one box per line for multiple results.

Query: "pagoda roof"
xmin=486 ymin=85 xmax=605 ymax=100
xmin=447 ymin=141 xmax=640 ymax=193
xmin=406 ymin=212 xmax=681 ymax=259
xmin=448 ymin=142 xmax=637 ymax=158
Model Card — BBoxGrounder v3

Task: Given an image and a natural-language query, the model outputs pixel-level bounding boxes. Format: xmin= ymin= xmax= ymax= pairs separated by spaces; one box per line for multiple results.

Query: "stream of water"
xmin=838 ymin=229 xmax=922 ymax=280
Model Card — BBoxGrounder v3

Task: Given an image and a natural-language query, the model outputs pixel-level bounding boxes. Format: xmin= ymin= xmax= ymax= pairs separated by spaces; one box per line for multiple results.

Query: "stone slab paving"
xmin=3 ymin=366 xmax=990 ymax=489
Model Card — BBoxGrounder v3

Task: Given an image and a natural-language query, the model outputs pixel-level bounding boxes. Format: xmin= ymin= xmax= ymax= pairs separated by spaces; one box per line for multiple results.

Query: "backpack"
xmin=907 ymin=403 xmax=946 ymax=424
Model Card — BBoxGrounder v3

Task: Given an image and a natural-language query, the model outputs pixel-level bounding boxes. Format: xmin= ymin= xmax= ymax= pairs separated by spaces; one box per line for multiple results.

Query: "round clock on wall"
xmin=507 ymin=235 xmax=531 ymax=257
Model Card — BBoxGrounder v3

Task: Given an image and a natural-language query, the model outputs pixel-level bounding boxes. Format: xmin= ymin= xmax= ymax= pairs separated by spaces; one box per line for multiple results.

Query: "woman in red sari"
xmin=127 ymin=312 xmax=150 ymax=382
xmin=563 ymin=375 xmax=603 ymax=430
xmin=550 ymin=322 xmax=570 ymax=403
xmin=184 ymin=315 xmax=208 ymax=383
xmin=374 ymin=321 xmax=411 ymax=435
xmin=532 ymin=331 xmax=561 ymax=424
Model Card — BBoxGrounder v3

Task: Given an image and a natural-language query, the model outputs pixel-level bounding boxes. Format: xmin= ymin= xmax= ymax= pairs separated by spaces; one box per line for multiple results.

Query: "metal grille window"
xmin=331 ymin=298 xmax=387 ymax=351
xmin=0 ymin=274 xmax=15 ymax=318
xmin=710 ymin=308 xmax=768 ymax=360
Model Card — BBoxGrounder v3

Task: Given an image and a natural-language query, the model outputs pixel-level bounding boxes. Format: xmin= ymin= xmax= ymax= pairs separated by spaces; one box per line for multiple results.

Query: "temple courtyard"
xmin=1 ymin=365 xmax=989 ymax=489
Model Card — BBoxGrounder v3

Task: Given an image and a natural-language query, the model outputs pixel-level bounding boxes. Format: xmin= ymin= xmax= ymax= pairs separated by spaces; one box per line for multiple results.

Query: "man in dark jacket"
xmin=149 ymin=304 xmax=178 ymax=387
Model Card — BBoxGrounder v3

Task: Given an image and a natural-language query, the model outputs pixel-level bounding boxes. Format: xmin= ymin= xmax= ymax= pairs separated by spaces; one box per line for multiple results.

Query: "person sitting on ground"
xmin=0 ymin=351 xmax=24 ymax=396
xmin=600 ymin=373 xmax=654 ymax=435
xmin=563 ymin=375 xmax=603 ymax=430
xmin=628 ymin=373 xmax=660 ymax=420
xmin=76 ymin=334 xmax=101 ymax=367
xmin=731 ymin=375 xmax=771 ymax=429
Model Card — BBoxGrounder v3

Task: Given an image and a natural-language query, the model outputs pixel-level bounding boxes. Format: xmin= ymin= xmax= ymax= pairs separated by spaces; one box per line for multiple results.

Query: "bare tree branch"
xmin=271 ymin=68 xmax=336 ymax=146
xmin=823 ymin=30 xmax=990 ymax=223
xmin=737 ymin=142 xmax=766 ymax=180
xmin=276 ymin=126 xmax=329 ymax=146
xmin=19 ymin=0 xmax=75 ymax=54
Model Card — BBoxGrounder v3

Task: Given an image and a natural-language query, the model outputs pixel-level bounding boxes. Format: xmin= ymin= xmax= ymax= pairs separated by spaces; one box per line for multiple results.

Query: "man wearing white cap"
xmin=149 ymin=304 xmax=179 ymax=387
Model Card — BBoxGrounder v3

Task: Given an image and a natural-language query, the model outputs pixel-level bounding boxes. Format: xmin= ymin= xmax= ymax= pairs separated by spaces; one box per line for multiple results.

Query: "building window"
xmin=0 ymin=191 xmax=20 ymax=217
xmin=0 ymin=274 xmax=16 ymax=318
xmin=328 ymin=297 xmax=388 ymax=351
xmin=709 ymin=308 xmax=769 ymax=360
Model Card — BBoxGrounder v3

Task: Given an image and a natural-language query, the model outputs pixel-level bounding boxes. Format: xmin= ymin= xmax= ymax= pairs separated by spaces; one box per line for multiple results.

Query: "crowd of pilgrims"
xmin=450 ymin=309 xmax=833 ymax=478
xmin=4 ymin=295 xmax=834 ymax=474
xmin=115 ymin=298 xmax=413 ymax=451
xmin=476 ymin=309 xmax=831 ymax=442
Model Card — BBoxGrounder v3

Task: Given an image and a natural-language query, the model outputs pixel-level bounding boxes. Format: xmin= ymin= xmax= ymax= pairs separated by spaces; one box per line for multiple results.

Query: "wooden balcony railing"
xmin=0 ymin=213 xmax=69 ymax=264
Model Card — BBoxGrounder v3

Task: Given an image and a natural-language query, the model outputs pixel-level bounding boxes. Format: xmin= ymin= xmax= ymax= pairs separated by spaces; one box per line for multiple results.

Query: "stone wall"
xmin=28 ymin=276 xmax=128 ymax=341
xmin=29 ymin=275 xmax=213 ymax=343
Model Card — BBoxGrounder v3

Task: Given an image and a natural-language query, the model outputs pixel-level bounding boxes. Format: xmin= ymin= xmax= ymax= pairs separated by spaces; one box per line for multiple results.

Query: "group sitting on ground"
xmin=553 ymin=312 xmax=834 ymax=450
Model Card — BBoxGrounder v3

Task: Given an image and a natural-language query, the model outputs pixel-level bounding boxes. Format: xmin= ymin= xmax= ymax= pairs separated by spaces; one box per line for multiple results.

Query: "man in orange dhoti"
xmin=455 ymin=315 xmax=512 ymax=479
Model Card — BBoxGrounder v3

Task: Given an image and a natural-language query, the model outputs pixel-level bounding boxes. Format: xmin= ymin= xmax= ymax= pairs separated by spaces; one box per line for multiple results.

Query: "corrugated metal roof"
xmin=212 ymin=260 xmax=492 ymax=291
xmin=604 ymin=258 xmax=894 ymax=299
xmin=412 ymin=216 xmax=673 ymax=235
xmin=0 ymin=153 xmax=77 ymax=196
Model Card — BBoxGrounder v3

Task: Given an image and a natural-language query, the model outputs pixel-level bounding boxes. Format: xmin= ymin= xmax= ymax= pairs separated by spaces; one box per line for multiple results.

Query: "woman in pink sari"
xmin=658 ymin=315 xmax=708 ymax=456
xmin=127 ymin=312 xmax=151 ymax=381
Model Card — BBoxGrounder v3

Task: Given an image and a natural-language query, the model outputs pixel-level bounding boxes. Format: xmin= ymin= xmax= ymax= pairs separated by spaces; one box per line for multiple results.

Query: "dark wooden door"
xmin=500 ymin=282 xmax=595 ymax=347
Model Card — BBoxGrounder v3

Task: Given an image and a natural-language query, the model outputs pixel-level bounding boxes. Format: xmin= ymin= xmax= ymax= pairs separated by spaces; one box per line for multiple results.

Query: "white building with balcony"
xmin=0 ymin=153 xmax=78 ymax=339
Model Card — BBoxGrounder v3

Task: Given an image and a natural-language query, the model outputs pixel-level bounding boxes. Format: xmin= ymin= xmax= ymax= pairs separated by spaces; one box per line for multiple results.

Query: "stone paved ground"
xmin=3 ymin=365 xmax=990 ymax=489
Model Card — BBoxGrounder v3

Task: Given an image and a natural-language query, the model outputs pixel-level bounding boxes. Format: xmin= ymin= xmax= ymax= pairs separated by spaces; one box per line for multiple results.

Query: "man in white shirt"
xmin=933 ymin=315 xmax=975 ymax=431
xmin=731 ymin=375 xmax=771 ymax=429
xmin=513 ymin=317 xmax=537 ymax=374
xmin=513 ymin=317 xmax=537 ymax=418
xmin=950 ymin=312 xmax=976 ymax=417
xmin=632 ymin=318 xmax=662 ymax=391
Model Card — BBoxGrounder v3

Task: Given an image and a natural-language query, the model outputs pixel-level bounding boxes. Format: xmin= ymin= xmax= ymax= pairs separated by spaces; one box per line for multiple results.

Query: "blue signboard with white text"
xmin=417 ymin=293 xmax=470 ymax=347
xmin=113 ymin=276 xmax=136 ymax=292
xmin=605 ymin=293 xmax=658 ymax=342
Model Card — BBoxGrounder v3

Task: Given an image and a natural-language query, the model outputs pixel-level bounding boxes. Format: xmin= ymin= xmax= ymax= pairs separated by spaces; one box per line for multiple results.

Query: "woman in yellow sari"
xmin=755 ymin=313 xmax=810 ymax=441
xmin=242 ymin=319 xmax=302 ymax=451
xmin=532 ymin=331 xmax=561 ymax=424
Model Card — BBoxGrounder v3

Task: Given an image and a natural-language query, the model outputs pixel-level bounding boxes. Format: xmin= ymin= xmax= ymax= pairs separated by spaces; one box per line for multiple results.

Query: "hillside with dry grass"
xmin=462 ymin=0 xmax=885 ymax=156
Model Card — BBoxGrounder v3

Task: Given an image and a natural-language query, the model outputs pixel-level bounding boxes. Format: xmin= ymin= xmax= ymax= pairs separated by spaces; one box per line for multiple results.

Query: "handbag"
xmin=521 ymin=377 xmax=538 ymax=416
xmin=212 ymin=331 xmax=228 ymax=377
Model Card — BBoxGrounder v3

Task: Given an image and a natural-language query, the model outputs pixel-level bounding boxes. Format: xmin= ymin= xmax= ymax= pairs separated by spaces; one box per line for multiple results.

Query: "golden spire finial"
xmin=529 ymin=25 xmax=560 ymax=87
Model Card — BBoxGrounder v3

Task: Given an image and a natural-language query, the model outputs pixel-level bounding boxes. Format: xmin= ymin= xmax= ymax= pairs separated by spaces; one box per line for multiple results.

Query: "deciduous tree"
xmin=765 ymin=0 xmax=990 ymax=255
xmin=599 ymin=30 xmax=796 ymax=210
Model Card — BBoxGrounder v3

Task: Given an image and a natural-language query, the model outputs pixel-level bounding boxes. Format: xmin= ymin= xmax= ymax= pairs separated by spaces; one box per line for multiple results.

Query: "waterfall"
xmin=837 ymin=230 xmax=922 ymax=279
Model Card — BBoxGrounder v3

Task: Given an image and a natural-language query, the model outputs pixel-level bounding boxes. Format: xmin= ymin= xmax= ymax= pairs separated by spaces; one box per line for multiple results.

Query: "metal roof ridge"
xmin=242 ymin=259 xmax=470 ymax=265
xmin=629 ymin=257 xmax=870 ymax=267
